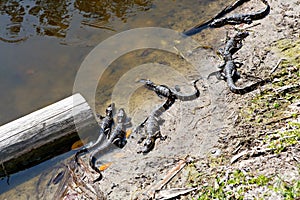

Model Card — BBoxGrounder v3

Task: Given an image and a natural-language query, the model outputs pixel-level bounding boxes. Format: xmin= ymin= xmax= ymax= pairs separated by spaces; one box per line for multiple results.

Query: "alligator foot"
xmin=137 ymin=134 xmax=147 ymax=144
xmin=112 ymin=136 xmax=127 ymax=148
xmin=207 ymin=71 xmax=226 ymax=80
xmin=138 ymin=131 xmax=165 ymax=154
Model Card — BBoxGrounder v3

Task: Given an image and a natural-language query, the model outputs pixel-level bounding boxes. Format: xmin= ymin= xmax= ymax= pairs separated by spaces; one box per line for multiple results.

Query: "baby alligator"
xmin=210 ymin=0 xmax=270 ymax=28
xmin=221 ymin=31 xmax=250 ymax=61
xmin=74 ymin=103 xmax=114 ymax=164
xmin=139 ymin=79 xmax=200 ymax=101
xmin=135 ymin=97 xmax=175 ymax=154
xmin=97 ymin=103 xmax=114 ymax=138
xmin=183 ymin=0 xmax=270 ymax=36
xmin=108 ymin=108 xmax=128 ymax=148
xmin=89 ymin=108 xmax=129 ymax=182
xmin=209 ymin=31 xmax=270 ymax=94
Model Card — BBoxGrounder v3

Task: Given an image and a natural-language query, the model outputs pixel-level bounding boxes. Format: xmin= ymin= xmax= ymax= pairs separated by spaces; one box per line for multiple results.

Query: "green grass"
xmin=271 ymin=171 xmax=300 ymax=200
xmin=241 ymin=39 xmax=300 ymax=127
xmin=190 ymin=166 xmax=272 ymax=199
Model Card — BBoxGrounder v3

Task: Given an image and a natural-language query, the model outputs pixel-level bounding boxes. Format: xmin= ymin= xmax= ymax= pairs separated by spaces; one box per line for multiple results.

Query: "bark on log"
xmin=0 ymin=93 xmax=97 ymax=177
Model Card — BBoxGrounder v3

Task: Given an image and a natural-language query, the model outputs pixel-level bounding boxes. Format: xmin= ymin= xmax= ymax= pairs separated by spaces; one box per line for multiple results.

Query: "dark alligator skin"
xmin=89 ymin=108 xmax=129 ymax=182
xmin=209 ymin=0 xmax=270 ymax=28
xmin=209 ymin=31 xmax=270 ymax=94
xmin=139 ymin=79 xmax=200 ymax=101
xmin=183 ymin=0 xmax=270 ymax=36
xmin=74 ymin=103 xmax=115 ymax=164
xmin=134 ymin=97 xmax=175 ymax=154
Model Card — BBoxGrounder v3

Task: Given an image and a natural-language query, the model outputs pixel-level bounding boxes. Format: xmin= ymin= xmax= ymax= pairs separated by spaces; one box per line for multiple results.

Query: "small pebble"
xmin=211 ymin=148 xmax=222 ymax=157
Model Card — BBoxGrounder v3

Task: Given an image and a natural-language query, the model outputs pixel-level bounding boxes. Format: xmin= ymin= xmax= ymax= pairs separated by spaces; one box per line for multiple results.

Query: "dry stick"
xmin=275 ymin=84 xmax=300 ymax=94
xmin=192 ymin=113 xmax=212 ymax=129
xmin=265 ymin=115 xmax=297 ymax=126
xmin=270 ymin=58 xmax=287 ymax=74
xmin=141 ymin=157 xmax=190 ymax=199
xmin=230 ymin=150 xmax=248 ymax=164
xmin=193 ymin=100 xmax=212 ymax=112
xmin=232 ymin=144 xmax=243 ymax=155
xmin=155 ymin=187 xmax=197 ymax=200
xmin=230 ymin=146 xmax=275 ymax=164
xmin=291 ymin=151 xmax=300 ymax=163
xmin=68 ymin=159 xmax=100 ymax=198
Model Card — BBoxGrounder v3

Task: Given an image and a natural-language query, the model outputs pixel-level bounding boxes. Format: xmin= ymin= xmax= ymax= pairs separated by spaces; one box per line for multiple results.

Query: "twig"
xmin=173 ymin=46 xmax=187 ymax=60
xmin=232 ymin=144 xmax=242 ymax=155
xmin=230 ymin=145 xmax=276 ymax=164
xmin=0 ymin=36 xmax=28 ymax=43
xmin=270 ymin=58 xmax=287 ymax=74
xmin=193 ymin=100 xmax=212 ymax=112
xmin=291 ymin=151 xmax=300 ymax=163
xmin=140 ymin=157 xmax=190 ymax=199
xmin=230 ymin=149 xmax=248 ymax=164
xmin=155 ymin=187 xmax=197 ymax=200
xmin=275 ymin=84 xmax=300 ymax=94
xmin=227 ymin=110 xmax=236 ymax=120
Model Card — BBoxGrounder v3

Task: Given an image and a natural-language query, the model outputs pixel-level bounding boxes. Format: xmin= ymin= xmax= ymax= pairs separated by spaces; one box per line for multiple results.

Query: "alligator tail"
xmin=182 ymin=21 xmax=210 ymax=36
xmin=250 ymin=0 xmax=270 ymax=21
xmin=172 ymin=79 xmax=200 ymax=101
xmin=183 ymin=0 xmax=251 ymax=36
xmin=89 ymin=156 xmax=103 ymax=183
xmin=74 ymin=148 xmax=88 ymax=164
xmin=228 ymin=77 xmax=271 ymax=94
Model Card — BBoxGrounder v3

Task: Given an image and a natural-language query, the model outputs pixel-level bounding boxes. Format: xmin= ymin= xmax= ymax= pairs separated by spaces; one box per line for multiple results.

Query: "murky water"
xmin=0 ymin=0 xmax=230 ymax=125
xmin=0 ymin=0 xmax=230 ymax=199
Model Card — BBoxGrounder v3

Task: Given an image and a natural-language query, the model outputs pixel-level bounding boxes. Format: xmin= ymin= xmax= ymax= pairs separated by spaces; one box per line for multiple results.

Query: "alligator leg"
xmin=134 ymin=117 xmax=148 ymax=143
xmin=232 ymin=69 xmax=241 ymax=81
xmin=208 ymin=70 xmax=226 ymax=80
xmin=96 ymin=114 xmax=105 ymax=120
xmin=111 ymin=130 xmax=127 ymax=148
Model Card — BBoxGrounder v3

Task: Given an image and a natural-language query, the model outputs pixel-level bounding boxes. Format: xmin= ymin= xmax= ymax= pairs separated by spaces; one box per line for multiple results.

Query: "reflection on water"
xmin=0 ymin=0 xmax=228 ymax=125
xmin=0 ymin=0 xmax=152 ymax=40
xmin=75 ymin=0 xmax=152 ymax=20
xmin=0 ymin=0 xmax=71 ymax=40
xmin=0 ymin=0 xmax=228 ymax=199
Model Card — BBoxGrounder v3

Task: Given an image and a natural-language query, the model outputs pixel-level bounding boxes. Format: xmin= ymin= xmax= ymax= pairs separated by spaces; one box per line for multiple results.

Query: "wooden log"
xmin=0 ymin=93 xmax=98 ymax=177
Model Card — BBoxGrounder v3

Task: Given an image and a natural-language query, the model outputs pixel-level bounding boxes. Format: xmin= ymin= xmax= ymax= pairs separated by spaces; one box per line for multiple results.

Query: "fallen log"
xmin=0 ymin=93 xmax=98 ymax=177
